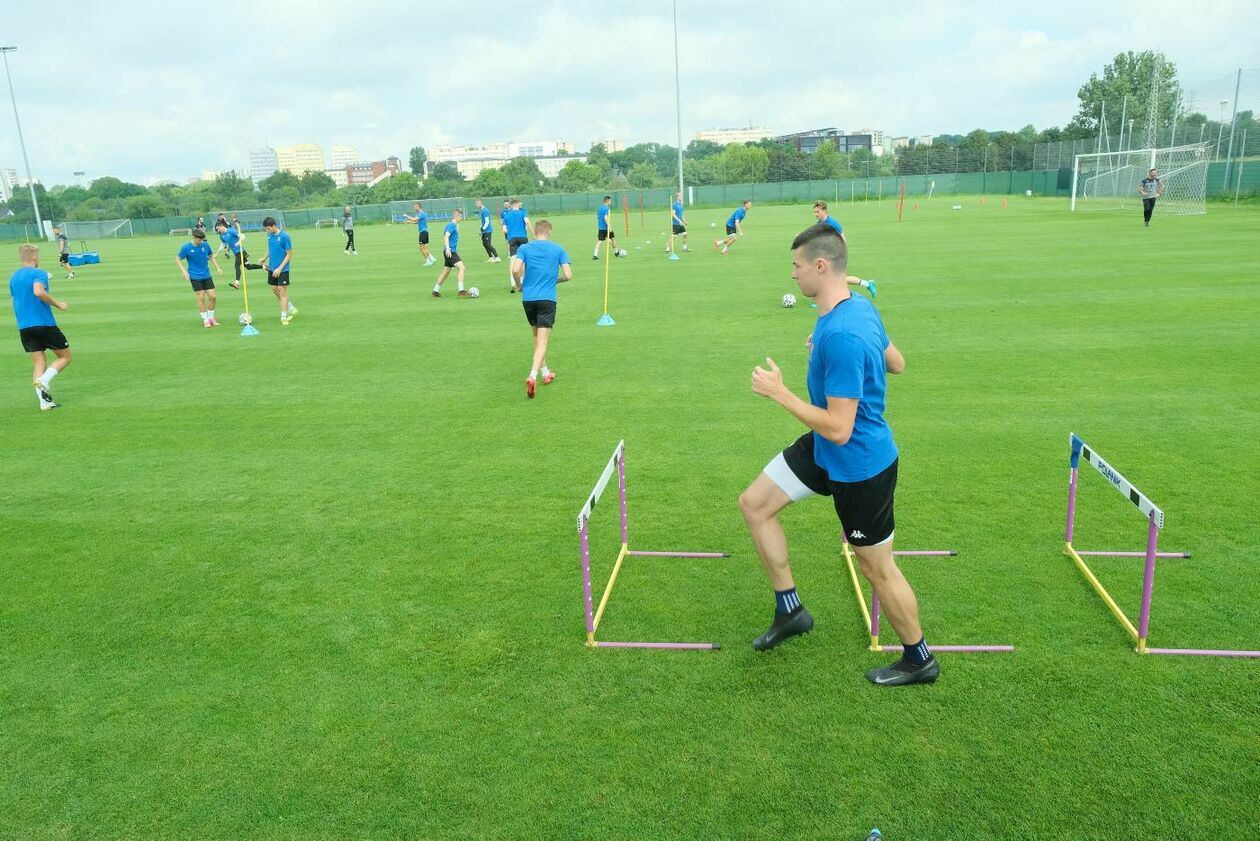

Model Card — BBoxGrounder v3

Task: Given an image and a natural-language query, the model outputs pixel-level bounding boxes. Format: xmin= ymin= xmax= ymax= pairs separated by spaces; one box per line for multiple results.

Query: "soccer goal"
xmin=388 ymin=198 xmax=468 ymax=223
xmin=577 ymin=440 xmax=727 ymax=650
xmin=223 ymin=209 xmax=285 ymax=231
xmin=60 ymin=219 xmax=133 ymax=239
xmin=1064 ymin=433 xmax=1259 ymax=657
xmin=1070 ymin=143 xmax=1209 ymax=215
xmin=313 ymin=218 xmax=341 ymax=228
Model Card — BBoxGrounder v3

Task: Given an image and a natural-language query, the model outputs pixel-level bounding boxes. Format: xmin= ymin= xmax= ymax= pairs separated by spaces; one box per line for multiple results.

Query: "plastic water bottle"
xmin=865 ymin=830 xmax=882 ymax=841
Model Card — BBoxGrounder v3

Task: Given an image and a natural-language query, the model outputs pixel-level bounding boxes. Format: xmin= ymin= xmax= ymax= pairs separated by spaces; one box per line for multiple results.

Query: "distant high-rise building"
xmin=694 ymin=127 xmax=773 ymax=145
xmin=912 ymin=135 xmax=934 ymax=147
xmin=275 ymin=143 xmax=325 ymax=175
xmin=0 ymin=168 xmax=17 ymax=203
xmin=202 ymin=170 xmax=222 ymax=182
xmin=591 ymin=137 xmax=623 ymax=153
xmin=329 ymin=145 xmax=358 ymax=168
xmin=344 ymin=156 xmax=402 ymax=186
xmin=249 ymin=146 xmax=279 ymax=184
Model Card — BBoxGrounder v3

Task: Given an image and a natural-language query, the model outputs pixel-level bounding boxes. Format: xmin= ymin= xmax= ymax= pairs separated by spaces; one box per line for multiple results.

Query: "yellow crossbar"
xmin=842 ymin=543 xmax=876 ymax=648
xmin=1065 ymin=543 xmax=1139 ymax=642
xmin=592 ymin=542 xmax=629 ymax=632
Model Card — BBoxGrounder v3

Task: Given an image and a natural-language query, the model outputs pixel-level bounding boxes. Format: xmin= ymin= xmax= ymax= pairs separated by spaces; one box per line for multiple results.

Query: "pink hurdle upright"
xmin=578 ymin=441 xmax=725 ymax=650
xmin=1065 ymin=433 xmax=1260 ymax=658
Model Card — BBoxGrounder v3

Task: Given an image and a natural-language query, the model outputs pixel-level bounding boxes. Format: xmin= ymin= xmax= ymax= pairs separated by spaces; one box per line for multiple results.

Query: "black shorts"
xmin=598 ymin=229 xmax=615 ymax=241
xmin=772 ymin=433 xmax=897 ymax=546
xmin=725 ymin=225 xmax=738 ymax=236
xmin=267 ymin=271 xmax=290 ymax=287
xmin=19 ymin=325 xmax=69 ymax=353
xmin=672 ymin=224 xmax=687 ymax=234
xmin=523 ymin=299 xmax=557 ymax=328
xmin=189 ymin=277 xmax=215 ymax=292
xmin=508 ymin=237 xmax=528 ymax=256
xmin=418 ymin=231 xmax=430 ymax=245
xmin=443 ymin=251 xmax=462 ymax=268
xmin=59 ymin=253 xmax=70 ymax=265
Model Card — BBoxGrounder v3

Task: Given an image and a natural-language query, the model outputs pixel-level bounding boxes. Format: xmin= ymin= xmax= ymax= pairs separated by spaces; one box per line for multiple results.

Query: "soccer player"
xmin=342 ymin=205 xmax=357 ymax=254
xmin=813 ymin=201 xmax=876 ymax=298
xmin=53 ymin=226 xmax=74 ymax=278
xmin=512 ymin=219 xmax=572 ymax=398
xmin=260 ymin=217 xmax=297 ymax=325
xmin=715 ymin=200 xmax=752 ymax=254
xmin=402 ymin=201 xmax=436 ymax=266
xmin=214 ymin=220 xmax=244 ymax=289
xmin=177 ymin=229 xmax=224 ymax=327
xmin=667 ymin=192 xmax=689 ymax=254
xmin=1138 ymin=168 xmax=1165 ymax=226
xmin=194 ymin=216 xmax=207 ymax=235
xmin=503 ymin=198 xmax=532 ymax=293
xmin=9 ymin=244 xmax=71 ymax=411
xmin=476 ymin=199 xmax=500 ymax=262
xmin=433 ymin=209 xmax=469 ymax=298
xmin=739 ymin=225 xmax=937 ymax=687
xmin=593 ymin=195 xmax=619 ymax=260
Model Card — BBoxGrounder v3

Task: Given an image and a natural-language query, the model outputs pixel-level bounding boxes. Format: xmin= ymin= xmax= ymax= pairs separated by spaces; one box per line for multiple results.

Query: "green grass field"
xmin=2 ymin=198 xmax=1258 ymax=839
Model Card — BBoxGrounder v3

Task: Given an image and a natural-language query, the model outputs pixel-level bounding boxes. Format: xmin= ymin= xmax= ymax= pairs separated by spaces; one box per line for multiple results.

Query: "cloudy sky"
xmin=1 ymin=0 xmax=1256 ymax=186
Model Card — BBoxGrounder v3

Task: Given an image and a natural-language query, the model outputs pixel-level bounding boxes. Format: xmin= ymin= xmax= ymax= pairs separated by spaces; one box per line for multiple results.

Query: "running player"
xmin=813 ymin=201 xmax=876 ymax=298
xmin=176 ymin=229 xmax=224 ymax=327
xmin=512 ymin=219 xmax=573 ymax=398
xmin=503 ymin=198 xmax=532 ymax=293
xmin=9 ymin=243 xmax=71 ymax=411
xmin=214 ymin=220 xmax=244 ymax=289
xmin=715 ymin=200 xmax=752 ymax=254
xmin=476 ymin=199 xmax=500 ymax=262
xmin=592 ymin=195 xmax=619 ymax=260
xmin=667 ymin=191 xmax=689 ymax=254
xmin=53 ymin=226 xmax=74 ymax=278
xmin=433 ymin=209 xmax=469 ymax=298
xmin=402 ymin=201 xmax=437 ymax=266
xmin=739 ymin=224 xmax=936 ymax=686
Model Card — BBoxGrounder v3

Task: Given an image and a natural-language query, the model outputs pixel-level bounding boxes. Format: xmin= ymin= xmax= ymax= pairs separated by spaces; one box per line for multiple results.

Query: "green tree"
xmin=124 ymin=194 xmax=168 ymax=219
xmin=258 ymin=170 xmax=301 ymax=195
xmin=498 ymin=157 xmax=546 ymax=195
xmin=811 ymin=140 xmax=843 ymax=179
xmin=554 ymin=160 xmax=605 ymax=192
xmin=426 ymin=162 xmax=463 ymax=182
xmin=685 ymin=139 xmax=724 ymax=159
xmin=627 ymin=161 xmax=658 ymax=188
xmin=53 ymin=185 xmax=91 ymax=207
xmin=713 ymin=143 xmax=769 ymax=183
xmin=210 ymin=171 xmax=254 ymax=205
xmin=88 ymin=176 xmax=146 ymax=200
xmin=6 ymin=183 xmax=63 ymax=223
xmin=1067 ymin=51 xmax=1181 ymax=140
xmin=409 ymin=146 xmax=428 ymax=176
xmin=469 ymin=167 xmax=511 ymax=197
xmin=68 ymin=196 xmax=109 ymax=221
xmin=300 ymin=170 xmax=337 ymax=197
xmin=371 ymin=172 xmax=421 ymax=203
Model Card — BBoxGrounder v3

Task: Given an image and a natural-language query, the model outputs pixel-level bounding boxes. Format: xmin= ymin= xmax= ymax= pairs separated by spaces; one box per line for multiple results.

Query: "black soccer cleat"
xmin=243 ymin=261 xmax=264 ymax=270
xmin=752 ymin=607 xmax=814 ymax=651
xmin=865 ymin=655 xmax=940 ymax=687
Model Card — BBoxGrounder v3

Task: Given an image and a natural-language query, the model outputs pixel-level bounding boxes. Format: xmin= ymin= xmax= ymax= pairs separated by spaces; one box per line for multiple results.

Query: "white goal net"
xmin=60 ymin=219 xmax=133 ymax=239
xmin=1071 ymin=144 xmax=1209 ymax=216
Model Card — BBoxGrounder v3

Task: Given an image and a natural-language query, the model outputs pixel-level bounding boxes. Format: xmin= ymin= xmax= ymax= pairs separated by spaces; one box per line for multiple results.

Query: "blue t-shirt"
xmin=672 ymin=201 xmax=684 ymax=222
xmin=806 ymin=293 xmax=897 ymax=482
xmin=479 ymin=207 xmax=492 ymax=233
xmin=727 ymin=206 xmax=747 ymax=226
xmin=444 ymin=221 xmax=459 ymax=252
xmin=821 ymin=216 xmax=843 ymax=235
xmin=178 ymin=241 xmax=214 ymax=280
xmin=415 ymin=211 xmax=428 ymax=232
xmin=516 ymin=240 xmax=571 ymax=303
xmin=505 ymin=208 xmax=529 ymax=240
xmin=500 ymin=208 xmax=509 ymax=230
xmin=9 ymin=266 xmax=56 ymax=330
xmin=597 ymin=204 xmax=611 ymax=231
xmin=219 ymin=227 xmax=242 ymax=254
xmin=267 ymin=230 xmax=293 ymax=272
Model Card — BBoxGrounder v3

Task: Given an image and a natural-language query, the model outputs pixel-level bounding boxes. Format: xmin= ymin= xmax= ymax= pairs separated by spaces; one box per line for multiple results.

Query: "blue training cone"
xmin=596 ymin=313 xmax=616 ymax=326
xmin=241 ymin=324 xmax=260 ymax=336
xmin=668 ymin=252 xmax=680 ymax=261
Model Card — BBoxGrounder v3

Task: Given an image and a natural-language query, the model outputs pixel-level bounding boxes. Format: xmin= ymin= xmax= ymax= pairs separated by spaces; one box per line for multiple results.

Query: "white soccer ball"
xmin=468 ymin=287 xmax=480 ymax=298
xmin=710 ymin=221 xmax=716 ymax=227
xmin=617 ymin=249 xmax=628 ymax=257
xmin=782 ymin=294 xmax=797 ymax=309
xmin=238 ymin=312 xmax=253 ymax=325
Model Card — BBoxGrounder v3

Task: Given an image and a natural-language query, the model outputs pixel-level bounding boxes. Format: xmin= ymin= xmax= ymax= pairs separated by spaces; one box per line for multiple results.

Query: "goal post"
xmin=222 ymin=209 xmax=285 ymax=231
xmin=1070 ymin=143 xmax=1209 ymax=215
xmin=59 ymin=219 xmax=132 ymax=239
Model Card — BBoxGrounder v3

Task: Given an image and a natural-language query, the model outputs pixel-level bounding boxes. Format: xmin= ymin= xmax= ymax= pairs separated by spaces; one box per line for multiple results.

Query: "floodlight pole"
xmin=1222 ymin=68 xmax=1241 ymax=188
xmin=672 ymin=0 xmax=684 ymax=203
xmin=1 ymin=46 xmax=43 ymax=239
xmin=1216 ymin=99 xmax=1228 ymax=161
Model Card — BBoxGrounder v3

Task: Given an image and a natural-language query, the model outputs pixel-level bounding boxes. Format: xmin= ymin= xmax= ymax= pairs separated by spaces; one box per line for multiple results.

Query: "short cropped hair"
xmin=603 ymin=195 xmax=612 ymax=202
xmin=19 ymin=243 xmax=39 ymax=261
xmin=534 ymin=219 xmax=553 ymax=235
xmin=214 ymin=221 xmax=227 ymax=230
xmin=791 ymin=224 xmax=847 ymax=271
xmin=813 ymin=200 xmax=828 ymax=211
xmin=262 ymin=216 xmax=277 ymax=228
xmin=192 ymin=229 xmax=207 ymax=240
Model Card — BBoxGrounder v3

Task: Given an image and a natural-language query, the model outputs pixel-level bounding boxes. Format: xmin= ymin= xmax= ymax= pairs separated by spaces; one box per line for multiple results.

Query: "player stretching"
xmin=739 ymin=224 xmax=937 ymax=687
xmin=402 ymin=201 xmax=436 ymax=266
xmin=813 ymin=201 xmax=876 ymax=298
xmin=667 ymin=192 xmax=689 ymax=254
xmin=214 ymin=220 xmax=244 ymax=289
xmin=260 ymin=217 xmax=297 ymax=325
xmin=503 ymin=198 xmax=532 ymax=293
xmin=433 ymin=209 xmax=469 ymax=298
xmin=592 ymin=195 xmax=620 ymax=260
xmin=9 ymin=244 xmax=71 ymax=411
xmin=53 ymin=226 xmax=74 ymax=278
xmin=177 ymin=229 xmax=224 ymax=327
xmin=512 ymin=220 xmax=572 ymax=398
xmin=476 ymin=199 xmax=500 ymax=262
xmin=1138 ymin=168 xmax=1165 ymax=227
xmin=715 ymin=200 xmax=752 ymax=254
xmin=342 ymin=205 xmax=357 ymax=254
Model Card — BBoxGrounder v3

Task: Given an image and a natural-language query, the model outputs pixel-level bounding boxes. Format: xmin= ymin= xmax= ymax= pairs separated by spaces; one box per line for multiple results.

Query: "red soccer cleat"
xmin=525 ymin=377 xmax=536 ymax=398
xmin=542 ymin=372 xmax=556 ymax=385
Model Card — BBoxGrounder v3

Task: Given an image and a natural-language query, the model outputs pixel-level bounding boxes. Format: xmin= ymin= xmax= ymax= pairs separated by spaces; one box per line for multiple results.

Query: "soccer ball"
xmin=468 ymin=287 xmax=480 ymax=298
xmin=782 ymin=294 xmax=797 ymax=308
xmin=617 ymin=249 xmax=628 ymax=257
xmin=238 ymin=312 xmax=253 ymax=325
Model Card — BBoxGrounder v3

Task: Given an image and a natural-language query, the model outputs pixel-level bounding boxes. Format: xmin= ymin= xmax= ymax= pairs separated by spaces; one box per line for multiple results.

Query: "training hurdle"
xmin=841 ymin=539 xmax=1015 ymax=653
xmin=578 ymin=441 xmax=726 ymax=650
xmin=1065 ymin=433 xmax=1260 ymax=657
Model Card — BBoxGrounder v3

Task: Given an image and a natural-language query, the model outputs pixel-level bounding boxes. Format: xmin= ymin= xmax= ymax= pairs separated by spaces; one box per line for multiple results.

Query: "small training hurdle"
xmin=578 ymin=441 xmax=726 ymax=650
xmin=841 ymin=539 xmax=1015 ymax=653
xmin=1065 ymin=433 xmax=1260 ymax=657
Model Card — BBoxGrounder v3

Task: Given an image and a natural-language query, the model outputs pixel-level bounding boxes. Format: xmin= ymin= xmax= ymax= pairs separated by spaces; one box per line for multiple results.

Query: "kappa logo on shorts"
xmin=850 ymin=530 xmax=866 ymax=540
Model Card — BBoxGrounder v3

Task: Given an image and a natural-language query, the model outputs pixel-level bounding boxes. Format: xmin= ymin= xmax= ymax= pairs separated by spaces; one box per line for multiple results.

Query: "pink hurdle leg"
xmin=1137 ymin=515 xmax=1160 ymax=647
xmin=580 ymin=523 xmax=595 ymax=635
xmin=1066 ymin=466 xmax=1079 ymax=543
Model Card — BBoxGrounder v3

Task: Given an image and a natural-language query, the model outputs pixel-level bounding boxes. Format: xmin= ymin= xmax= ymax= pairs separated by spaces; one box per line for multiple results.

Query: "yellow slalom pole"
xmin=843 ymin=543 xmax=877 ymax=649
xmin=592 ymin=542 xmax=629 ymax=632
xmin=603 ymin=232 xmax=611 ymax=315
xmin=1065 ymin=542 xmax=1140 ymax=642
